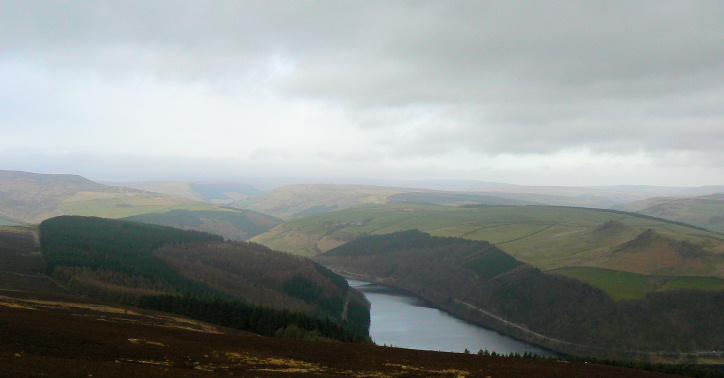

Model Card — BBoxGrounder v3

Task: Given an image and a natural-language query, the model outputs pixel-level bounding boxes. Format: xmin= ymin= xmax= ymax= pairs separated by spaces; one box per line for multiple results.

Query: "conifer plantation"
xmin=39 ymin=216 xmax=370 ymax=343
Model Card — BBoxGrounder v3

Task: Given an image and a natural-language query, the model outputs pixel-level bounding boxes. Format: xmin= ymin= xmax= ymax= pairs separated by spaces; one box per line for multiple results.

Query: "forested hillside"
xmin=39 ymin=216 xmax=370 ymax=342
xmin=315 ymin=230 xmax=724 ymax=360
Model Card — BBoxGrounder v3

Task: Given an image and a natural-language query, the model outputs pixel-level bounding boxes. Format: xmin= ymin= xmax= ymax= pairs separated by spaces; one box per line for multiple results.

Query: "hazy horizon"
xmin=2 ymin=1 xmax=723 ymax=187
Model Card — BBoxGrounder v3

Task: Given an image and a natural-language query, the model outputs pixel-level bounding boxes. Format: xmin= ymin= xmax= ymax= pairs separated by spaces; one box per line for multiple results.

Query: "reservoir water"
xmin=349 ymin=279 xmax=551 ymax=355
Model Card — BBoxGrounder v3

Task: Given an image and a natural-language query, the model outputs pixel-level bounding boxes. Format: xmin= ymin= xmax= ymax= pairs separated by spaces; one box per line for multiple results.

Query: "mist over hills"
xmin=0 ymin=170 xmax=199 ymax=224
xmin=107 ymin=180 xmax=264 ymax=205
xmin=621 ymin=193 xmax=724 ymax=233
xmin=0 ymin=170 xmax=279 ymax=240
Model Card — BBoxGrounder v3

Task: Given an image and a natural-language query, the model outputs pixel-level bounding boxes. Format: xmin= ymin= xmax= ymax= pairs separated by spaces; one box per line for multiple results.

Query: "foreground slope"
xmin=316 ymin=230 xmax=724 ymax=361
xmin=1 ymin=291 xmax=684 ymax=378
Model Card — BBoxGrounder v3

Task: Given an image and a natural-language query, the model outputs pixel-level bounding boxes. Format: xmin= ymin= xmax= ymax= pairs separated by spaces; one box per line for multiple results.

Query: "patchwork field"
xmin=551 ymin=267 xmax=724 ymax=301
xmin=253 ymin=204 xmax=724 ymax=287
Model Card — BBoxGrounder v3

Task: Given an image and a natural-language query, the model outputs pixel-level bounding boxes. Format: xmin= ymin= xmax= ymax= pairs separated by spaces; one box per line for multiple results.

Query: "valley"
xmin=2 ymin=170 xmax=724 ymax=375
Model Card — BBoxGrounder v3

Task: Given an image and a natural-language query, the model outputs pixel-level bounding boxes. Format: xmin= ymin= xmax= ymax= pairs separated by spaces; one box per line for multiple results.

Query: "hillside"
xmin=2 ymin=291 xmax=688 ymax=378
xmin=0 ymin=226 xmax=709 ymax=376
xmin=252 ymin=204 xmax=724 ymax=297
xmin=252 ymin=205 xmax=724 ymax=270
xmin=0 ymin=170 xmax=212 ymax=223
xmin=113 ymin=181 xmax=264 ymax=204
xmin=3 ymin=222 xmax=720 ymax=376
xmin=233 ymin=184 xmax=405 ymax=219
xmin=0 ymin=170 xmax=279 ymax=240
xmin=622 ymin=193 xmax=724 ymax=233
xmin=123 ymin=208 xmax=281 ymax=240
xmin=233 ymin=183 xmax=634 ymax=220
xmin=39 ymin=216 xmax=370 ymax=342
xmin=315 ymin=230 xmax=724 ymax=360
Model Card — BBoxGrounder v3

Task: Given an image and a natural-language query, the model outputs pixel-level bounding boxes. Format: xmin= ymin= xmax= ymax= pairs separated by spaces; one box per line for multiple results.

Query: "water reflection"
xmin=349 ymin=279 xmax=551 ymax=355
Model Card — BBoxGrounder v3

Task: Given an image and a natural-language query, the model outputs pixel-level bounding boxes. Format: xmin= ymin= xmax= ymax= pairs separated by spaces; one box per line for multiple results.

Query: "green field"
xmin=552 ymin=267 xmax=724 ymax=301
xmin=625 ymin=194 xmax=724 ymax=234
xmin=59 ymin=198 xmax=218 ymax=219
xmin=253 ymin=204 xmax=724 ymax=282
xmin=235 ymin=184 xmax=404 ymax=219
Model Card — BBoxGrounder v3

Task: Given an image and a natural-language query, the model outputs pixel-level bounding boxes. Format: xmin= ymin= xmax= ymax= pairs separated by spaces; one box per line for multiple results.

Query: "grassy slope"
xmin=0 ymin=170 xmax=217 ymax=223
xmin=123 ymin=207 xmax=281 ymax=240
xmin=234 ymin=184 xmax=405 ymax=219
xmin=623 ymin=193 xmax=724 ymax=233
xmin=253 ymin=204 xmax=724 ymax=294
xmin=235 ymin=184 xmax=547 ymax=220
xmin=552 ymin=267 xmax=724 ymax=301
xmin=115 ymin=181 xmax=264 ymax=204
xmin=0 ymin=171 xmax=281 ymax=240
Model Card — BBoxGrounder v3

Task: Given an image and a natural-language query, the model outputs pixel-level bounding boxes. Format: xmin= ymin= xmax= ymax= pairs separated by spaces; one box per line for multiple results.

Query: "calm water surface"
xmin=349 ymin=279 xmax=551 ymax=355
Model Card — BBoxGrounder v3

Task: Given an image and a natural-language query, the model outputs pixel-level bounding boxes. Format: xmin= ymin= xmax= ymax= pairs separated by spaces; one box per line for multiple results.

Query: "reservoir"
xmin=349 ymin=279 xmax=551 ymax=355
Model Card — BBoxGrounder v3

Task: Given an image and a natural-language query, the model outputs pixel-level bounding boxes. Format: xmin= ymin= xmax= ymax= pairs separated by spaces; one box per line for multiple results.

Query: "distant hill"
xmin=233 ymin=184 xmax=405 ymax=219
xmin=387 ymin=192 xmax=537 ymax=206
xmin=234 ymin=184 xmax=541 ymax=220
xmin=234 ymin=182 xmax=724 ymax=222
xmin=252 ymin=204 xmax=724 ymax=279
xmin=315 ymin=230 xmax=724 ymax=359
xmin=622 ymin=193 xmax=724 ymax=233
xmin=0 ymin=171 xmax=279 ymax=240
xmin=112 ymin=181 xmax=264 ymax=205
xmin=0 ymin=170 xmax=211 ymax=224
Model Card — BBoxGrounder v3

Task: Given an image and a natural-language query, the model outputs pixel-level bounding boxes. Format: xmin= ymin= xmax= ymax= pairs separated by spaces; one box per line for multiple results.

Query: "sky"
xmin=1 ymin=0 xmax=723 ymax=187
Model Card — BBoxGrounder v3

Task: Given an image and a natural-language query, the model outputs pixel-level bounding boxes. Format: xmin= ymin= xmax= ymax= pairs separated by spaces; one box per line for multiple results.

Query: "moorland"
xmin=2 ymin=170 xmax=724 ymax=374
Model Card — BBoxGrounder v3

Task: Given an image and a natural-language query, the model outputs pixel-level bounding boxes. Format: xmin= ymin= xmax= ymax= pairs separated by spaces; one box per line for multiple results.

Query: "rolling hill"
xmin=234 ymin=182 xmax=724 ymax=222
xmin=234 ymin=183 xmax=537 ymax=220
xmin=252 ymin=204 xmax=724 ymax=295
xmin=622 ymin=193 xmax=724 ymax=233
xmin=123 ymin=208 xmax=281 ymax=240
xmin=0 ymin=170 xmax=211 ymax=223
xmin=315 ymin=230 xmax=724 ymax=360
xmin=111 ymin=180 xmax=264 ymax=205
xmin=0 ymin=170 xmax=280 ymax=240
xmin=233 ymin=184 xmax=404 ymax=219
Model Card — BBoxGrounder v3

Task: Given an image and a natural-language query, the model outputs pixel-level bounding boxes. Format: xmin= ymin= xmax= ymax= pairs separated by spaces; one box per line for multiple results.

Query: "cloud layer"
xmin=2 ymin=1 xmax=723 ymax=186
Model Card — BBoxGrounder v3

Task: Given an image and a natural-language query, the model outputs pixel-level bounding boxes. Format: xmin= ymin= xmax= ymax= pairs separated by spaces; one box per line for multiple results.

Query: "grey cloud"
xmin=1 ymin=1 xmax=723 ymax=184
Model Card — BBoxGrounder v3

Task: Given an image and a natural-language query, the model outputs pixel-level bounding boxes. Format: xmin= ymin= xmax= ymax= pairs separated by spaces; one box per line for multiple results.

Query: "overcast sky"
xmin=1 ymin=1 xmax=723 ymax=187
